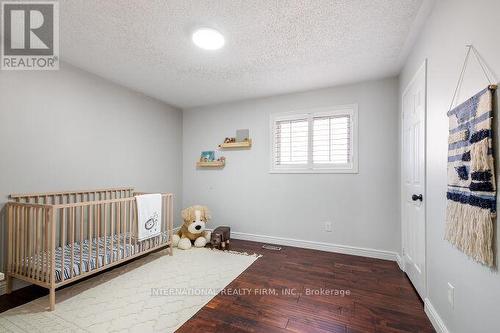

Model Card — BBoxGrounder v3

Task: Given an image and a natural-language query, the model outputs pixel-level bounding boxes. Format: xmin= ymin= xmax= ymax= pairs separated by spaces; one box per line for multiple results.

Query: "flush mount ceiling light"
xmin=192 ymin=28 xmax=225 ymax=50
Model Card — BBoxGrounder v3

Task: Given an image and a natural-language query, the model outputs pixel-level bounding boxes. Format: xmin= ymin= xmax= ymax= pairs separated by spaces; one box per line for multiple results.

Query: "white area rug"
xmin=0 ymin=248 xmax=259 ymax=332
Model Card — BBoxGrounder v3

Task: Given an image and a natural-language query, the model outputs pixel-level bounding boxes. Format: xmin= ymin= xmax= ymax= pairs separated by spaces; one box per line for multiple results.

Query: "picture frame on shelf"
xmin=200 ymin=150 xmax=215 ymax=162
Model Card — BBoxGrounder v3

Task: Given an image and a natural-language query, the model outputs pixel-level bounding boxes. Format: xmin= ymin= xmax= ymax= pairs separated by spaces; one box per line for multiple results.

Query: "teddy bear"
xmin=172 ymin=205 xmax=212 ymax=250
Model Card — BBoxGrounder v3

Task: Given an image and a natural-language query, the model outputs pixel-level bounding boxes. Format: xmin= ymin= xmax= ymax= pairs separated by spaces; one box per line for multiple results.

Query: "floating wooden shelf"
xmin=196 ymin=161 xmax=225 ymax=168
xmin=219 ymin=139 xmax=252 ymax=149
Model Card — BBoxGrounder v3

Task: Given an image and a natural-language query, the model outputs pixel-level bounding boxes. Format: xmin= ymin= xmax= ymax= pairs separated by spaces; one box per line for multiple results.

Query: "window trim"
xmin=269 ymin=104 xmax=359 ymax=174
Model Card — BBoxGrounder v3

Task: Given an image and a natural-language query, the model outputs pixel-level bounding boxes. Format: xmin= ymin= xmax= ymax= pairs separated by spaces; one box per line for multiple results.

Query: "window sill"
xmin=269 ymin=168 xmax=359 ymax=174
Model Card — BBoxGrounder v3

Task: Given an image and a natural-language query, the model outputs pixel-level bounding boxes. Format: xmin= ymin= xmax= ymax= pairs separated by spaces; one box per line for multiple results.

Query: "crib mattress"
xmin=22 ymin=232 xmax=169 ymax=283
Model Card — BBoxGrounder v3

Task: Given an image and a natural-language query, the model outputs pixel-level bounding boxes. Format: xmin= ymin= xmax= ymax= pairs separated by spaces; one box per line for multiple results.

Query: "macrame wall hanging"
xmin=445 ymin=45 xmax=497 ymax=267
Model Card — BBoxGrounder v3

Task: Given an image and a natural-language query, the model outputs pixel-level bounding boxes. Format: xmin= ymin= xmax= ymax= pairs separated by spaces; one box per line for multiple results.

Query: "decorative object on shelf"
xmin=445 ymin=45 xmax=497 ymax=267
xmin=224 ymin=137 xmax=236 ymax=143
xmin=236 ymin=129 xmax=250 ymax=142
xmin=211 ymin=226 xmax=231 ymax=250
xmin=200 ymin=150 xmax=215 ymax=162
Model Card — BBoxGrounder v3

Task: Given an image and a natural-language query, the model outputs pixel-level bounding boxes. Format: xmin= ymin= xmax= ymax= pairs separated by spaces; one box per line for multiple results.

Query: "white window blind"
xmin=270 ymin=105 xmax=358 ymax=173
xmin=313 ymin=115 xmax=351 ymax=165
xmin=275 ymin=118 xmax=309 ymax=165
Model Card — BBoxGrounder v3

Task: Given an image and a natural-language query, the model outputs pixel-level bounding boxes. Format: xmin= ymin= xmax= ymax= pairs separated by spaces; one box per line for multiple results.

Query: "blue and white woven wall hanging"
xmin=445 ymin=45 xmax=497 ymax=267
xmin=446 ymin=86 xmax=496 ymax=267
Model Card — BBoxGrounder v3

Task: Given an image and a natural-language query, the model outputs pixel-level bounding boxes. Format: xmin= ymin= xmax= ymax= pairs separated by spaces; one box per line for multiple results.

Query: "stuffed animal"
xmin=172 ymin=205 xmax=212 ymax=250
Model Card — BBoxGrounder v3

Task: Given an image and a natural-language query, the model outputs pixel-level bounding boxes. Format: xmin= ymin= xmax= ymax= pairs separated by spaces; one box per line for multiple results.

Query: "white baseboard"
xmin=396 ymin=254 xmax=405 ymax=271
xmin=424 ymin=298 xmax=450 ymax=333
xmin=232 ymin=231 xmax=399 ymax=262
xmin=175 ymin=227 xmax=399 ymax=263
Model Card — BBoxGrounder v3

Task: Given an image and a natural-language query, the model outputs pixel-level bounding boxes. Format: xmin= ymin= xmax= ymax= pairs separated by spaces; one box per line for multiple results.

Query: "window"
xmin=270 ymin=105 xmax=358 ymax=173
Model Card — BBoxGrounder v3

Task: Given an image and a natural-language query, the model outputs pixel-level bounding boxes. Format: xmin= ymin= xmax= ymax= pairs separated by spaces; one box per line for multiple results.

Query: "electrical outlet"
xmin=324 ymin=221 xmax=332 ymax=232
xmin=447 ymin=282 xmax=454 ymax=309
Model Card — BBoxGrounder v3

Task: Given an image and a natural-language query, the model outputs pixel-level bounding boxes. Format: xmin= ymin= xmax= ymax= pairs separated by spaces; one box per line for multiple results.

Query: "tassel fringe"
xmin=445 ymin=201 xmax=494 ymax=267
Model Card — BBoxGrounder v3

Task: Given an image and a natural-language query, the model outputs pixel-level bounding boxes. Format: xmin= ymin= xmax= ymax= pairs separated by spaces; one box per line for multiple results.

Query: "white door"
xmin=402 ymin=60 xmax=426 ymax=298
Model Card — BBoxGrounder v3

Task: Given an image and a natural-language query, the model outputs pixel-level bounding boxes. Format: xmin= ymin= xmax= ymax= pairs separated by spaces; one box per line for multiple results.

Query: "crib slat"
xmin=10 ymin=205 xmax=14 ymax=274
xmin=95 ymin=204 xmax=99 ymax=269
xmin=103 ymin=203 xmax=107 ymax=267
xmin=163 ymin=195 xmax=167 ymax=245
xmin=70 ymin=207 xmax=75 ymax=279
xmin=170 ymin=195 xmax=174 ymax=234
xmin=133 ymin=202 xmax=138 ymax=252
xmin=167 ymin=195 xmax=172 ymax=246
xmin=170 ymin=195 xmax=174 ymax=254
xmin=36 ymin=208 xmax=40 ymax=280
xmin=42 ymin=208 xmax=46 ymax=282
xmin=18 ymin=207 xmax=22 ymax=275
xmin=88 ymin=205 xmax=92 ymax=275
xmin=36 ymin=209 xmax=42 ymax=281
xmin=36 ymin=207 xmax=41 ymax=281
xmin=7 ymin=205 xmax=13 ymax=275
xmin=42 ymin=209 xmax=46 ymax=283
xmin=117 ymin=202 xmax=121 ymax=258
xmin=33 ymin=208 xmax=38 ymax=279
xmin=21 ymin=206 xmax=25 ymax=275
xmin=21 ymin=207 xmax=26 ymax=275
xmin=128 ymin=200 xmax=132 ymax=253
xmin=61 ymin=208 xmax=66 ymax=282
xmin=80 ymin=206 xmax=83 ymax=276
xmin=27 ymin=207 xmax=33 ymax=278
xmin=50 ymin=208 xmax=56 ymax=296
xmin=33 ymin=208 xmax=39 ymax=281
xmin=13 ymin=206 xmax=17 ymax=274
xmin=166 ymin=195 xmax=170 ymax=246
xmin=168 ymin=195 xmax=172 ymax=245
xmin=166 ymin=195 xmax=169 ymax=246
xmin=40 ymin=209 xmax=49 ymax=282
xmin=110 ymin=202 xmax=114 ymax=263
xmin=123 ymin=201 xmax=127 ymax=257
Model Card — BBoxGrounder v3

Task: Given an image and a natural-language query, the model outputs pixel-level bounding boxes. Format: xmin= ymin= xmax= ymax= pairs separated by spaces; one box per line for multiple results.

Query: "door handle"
xmin=412 ymin=194 xmax=423 ymax=202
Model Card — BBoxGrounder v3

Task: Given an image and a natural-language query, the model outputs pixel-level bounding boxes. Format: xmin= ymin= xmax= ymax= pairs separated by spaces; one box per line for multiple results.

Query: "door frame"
xmin=400 ymin=59 xmax=427 ymax=298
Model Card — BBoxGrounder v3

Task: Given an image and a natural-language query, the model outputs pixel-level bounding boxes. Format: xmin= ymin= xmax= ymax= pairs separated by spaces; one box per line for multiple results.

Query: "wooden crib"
xmin=5 ymin=187 xmax=173 ymax=311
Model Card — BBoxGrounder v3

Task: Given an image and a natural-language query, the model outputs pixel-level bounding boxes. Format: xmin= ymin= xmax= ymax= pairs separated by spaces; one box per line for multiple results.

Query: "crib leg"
xmin=6 ymin=276 xmax=13 ymax=294
xmin=168 ymin=245 xmax=173 ymax=256
xmin=49 ymin=287 xmax=55 ymax=311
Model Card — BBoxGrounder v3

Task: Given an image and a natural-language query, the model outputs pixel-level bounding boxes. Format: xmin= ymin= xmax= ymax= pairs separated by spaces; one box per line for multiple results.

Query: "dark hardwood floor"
xmin=177 ymin=240 xmax=435 ymax=333
xmin=0 ymin=240 xmax=435 ymax=332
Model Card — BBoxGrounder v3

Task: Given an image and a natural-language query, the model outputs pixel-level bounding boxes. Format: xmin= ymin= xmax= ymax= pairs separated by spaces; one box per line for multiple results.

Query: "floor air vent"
xmin=262 ymin=244 xmax=282 ymax=251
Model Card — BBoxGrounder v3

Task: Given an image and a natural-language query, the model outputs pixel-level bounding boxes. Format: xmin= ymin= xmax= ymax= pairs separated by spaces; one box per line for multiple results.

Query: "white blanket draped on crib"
xmin=136 ymin=194 xmax=162 ymax=241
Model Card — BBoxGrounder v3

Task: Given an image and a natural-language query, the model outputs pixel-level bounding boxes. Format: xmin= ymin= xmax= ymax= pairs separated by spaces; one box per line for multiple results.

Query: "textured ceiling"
xmin=60 ymin=0 xmax=425 ymax=108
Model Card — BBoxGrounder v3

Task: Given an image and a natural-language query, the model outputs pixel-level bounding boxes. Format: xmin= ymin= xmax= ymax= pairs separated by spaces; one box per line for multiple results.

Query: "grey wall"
xmin=0 ymin=63 xmax=183 ymax=281
xmin=400 ymin=0 xmax=500 ymax=332
xmin=183 ymin=78 xmax=400 ymax=253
